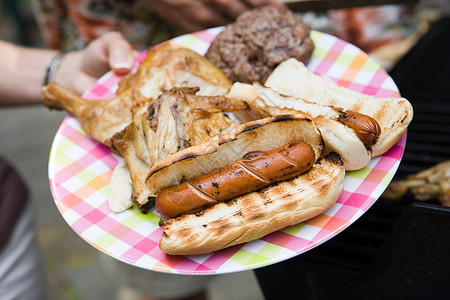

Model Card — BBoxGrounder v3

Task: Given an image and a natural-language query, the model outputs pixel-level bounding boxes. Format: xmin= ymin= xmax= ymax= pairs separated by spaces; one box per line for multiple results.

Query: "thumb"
xmin=80 ymin=32 xmax=135 ymax=78
xmin=103 ymin=32 xmax=136 ymax=75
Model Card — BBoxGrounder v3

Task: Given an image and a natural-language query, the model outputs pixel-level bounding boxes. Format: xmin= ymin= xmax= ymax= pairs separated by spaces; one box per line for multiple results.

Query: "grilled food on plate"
xmin=41 ymin=5 xmax=412 ymax=255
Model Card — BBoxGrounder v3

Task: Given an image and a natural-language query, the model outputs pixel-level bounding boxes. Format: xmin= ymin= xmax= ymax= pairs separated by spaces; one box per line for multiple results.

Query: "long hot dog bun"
xmin=159 ymin=153 xmax=345 ymax=255
xmin=145 ymin=115 xmax=324 ymax=196
xmin=227 ymin=83 xmax=372 ymax=170
xmin=264 ymin=58 xmax=413 ymax=158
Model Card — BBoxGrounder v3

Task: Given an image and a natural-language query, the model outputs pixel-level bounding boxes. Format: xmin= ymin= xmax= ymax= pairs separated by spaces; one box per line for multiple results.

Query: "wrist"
xmin=52 ymin=51 xmax=83 ymax=92
xmin=43 ymin=52 xmax=67 ymax=86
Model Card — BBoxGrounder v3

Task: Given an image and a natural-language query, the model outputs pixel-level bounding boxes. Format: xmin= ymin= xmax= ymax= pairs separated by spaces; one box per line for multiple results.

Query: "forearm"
xmin=0 ymin=32 xmax=135 ymax=107
xmin=0 ymin=40 xmax=58 ymax=106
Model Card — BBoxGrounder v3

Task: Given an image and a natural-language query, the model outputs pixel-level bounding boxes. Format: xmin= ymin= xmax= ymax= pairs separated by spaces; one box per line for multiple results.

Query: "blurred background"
xmin=1 ymin=0 xmax=449 ymax=299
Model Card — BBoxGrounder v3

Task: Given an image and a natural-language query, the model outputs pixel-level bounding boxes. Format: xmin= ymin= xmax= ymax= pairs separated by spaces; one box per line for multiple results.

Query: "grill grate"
xmin=390 ymin=16 xmax=450 ymax=177
xmin=287 ymin=201 xmax=403 ymax=278
xmin=398 ymin=102 xmax=450 ymax=174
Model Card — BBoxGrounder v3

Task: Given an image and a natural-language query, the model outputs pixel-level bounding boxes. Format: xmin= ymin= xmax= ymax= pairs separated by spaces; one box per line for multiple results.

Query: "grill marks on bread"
xmin=159 ymin=153 xmax=345 ymax=255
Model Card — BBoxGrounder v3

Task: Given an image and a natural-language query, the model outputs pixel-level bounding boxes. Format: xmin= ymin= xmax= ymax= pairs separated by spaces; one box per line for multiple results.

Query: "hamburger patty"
xmin=205 ymin=6 xmax=314 ymax=84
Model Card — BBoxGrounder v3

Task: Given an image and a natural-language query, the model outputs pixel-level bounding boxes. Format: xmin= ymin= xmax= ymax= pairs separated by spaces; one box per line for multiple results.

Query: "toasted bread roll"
xmin=264 ymin=58 xmax=413 ymax=157
xmin=145 ymin=115 xmax=324 ymax=196
xmin=159 ymin=153 xmax=345 ymax=255
xmin=227 ymin=83 xmax=373 ymax=170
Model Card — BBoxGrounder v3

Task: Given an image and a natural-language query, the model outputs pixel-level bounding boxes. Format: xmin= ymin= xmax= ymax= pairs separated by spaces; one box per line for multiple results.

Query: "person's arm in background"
xmin=145 ymin=0 xmax=285 ymax=32
xmin=0 ymin=32 xmax=135 ymax=106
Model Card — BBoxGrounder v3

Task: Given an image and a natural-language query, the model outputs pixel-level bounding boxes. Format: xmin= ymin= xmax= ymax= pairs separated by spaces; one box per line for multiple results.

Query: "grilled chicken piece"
xmin=42 ymin=83 xmax=134 ymax=147
xmin=117 ymin=42 xmax=232 ymax=99
xmin=382 ymin=160 xmax=450 ymax=206
xmin=112 ymin=87 xmax=248 ymax=209
xmin=42 ymin=43 xmax=232 ymax=146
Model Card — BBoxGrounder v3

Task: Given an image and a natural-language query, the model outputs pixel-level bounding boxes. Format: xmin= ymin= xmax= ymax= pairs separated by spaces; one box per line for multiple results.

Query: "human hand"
xmin=55 ymin=32 xmax=137 ymax=95
xmin=145 ymin=0 xmax=285 ymax=32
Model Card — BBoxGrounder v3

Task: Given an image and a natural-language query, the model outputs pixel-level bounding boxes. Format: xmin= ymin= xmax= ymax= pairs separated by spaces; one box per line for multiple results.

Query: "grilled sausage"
xmin=155 ymin=142 xmax=315 ymax=218
xmin=333 ymin=108 xmax=381 ymax=147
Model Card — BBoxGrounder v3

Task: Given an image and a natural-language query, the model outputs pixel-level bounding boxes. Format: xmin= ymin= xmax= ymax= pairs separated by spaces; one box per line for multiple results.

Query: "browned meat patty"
xmin=205 ymin=6 xmax=314 ymax=84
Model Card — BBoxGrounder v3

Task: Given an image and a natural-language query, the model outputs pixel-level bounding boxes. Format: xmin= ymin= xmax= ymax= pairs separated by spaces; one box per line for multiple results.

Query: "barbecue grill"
xmin=254 ymin=16 xmax=450 ymax=299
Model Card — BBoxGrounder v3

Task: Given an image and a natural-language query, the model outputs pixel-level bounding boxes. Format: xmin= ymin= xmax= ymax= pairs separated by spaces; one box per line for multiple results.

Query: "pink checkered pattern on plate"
xmin=48 ymin=29 xmax=406 ymax=274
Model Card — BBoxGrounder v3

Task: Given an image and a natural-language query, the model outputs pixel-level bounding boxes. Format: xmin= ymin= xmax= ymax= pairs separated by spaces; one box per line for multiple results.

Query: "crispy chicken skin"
xmin=42 ymin=83 xmax=134 ymax=147
xmin=112 ymin=87 xmax=247 ymax=209
xmin=117 ymin=42 xmax=232 ymax=99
